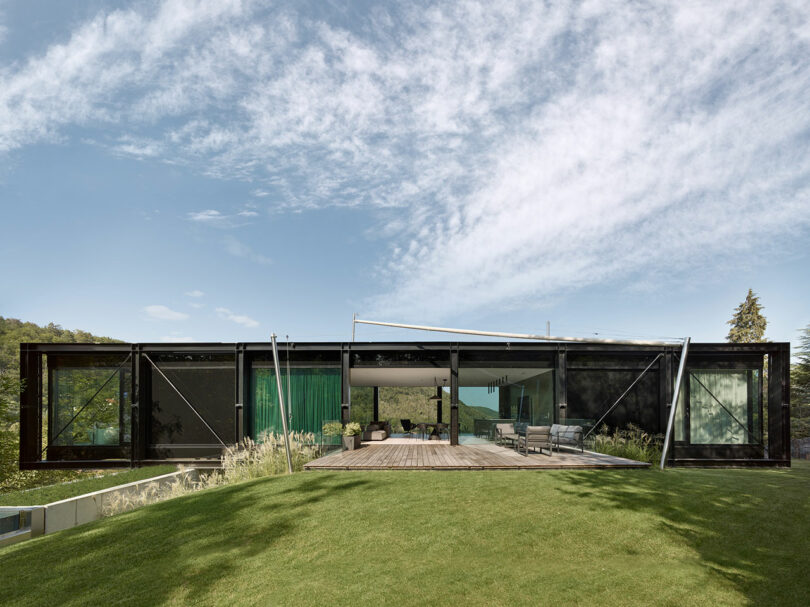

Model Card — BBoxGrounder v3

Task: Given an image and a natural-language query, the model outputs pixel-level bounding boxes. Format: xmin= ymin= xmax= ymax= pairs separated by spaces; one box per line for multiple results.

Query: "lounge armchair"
xmin=550 ymin=424 xmax=584 ymax=452
xmin=494 ymin=423 xmax=518 ymax=447
xmin=516 ymin=425 xmax=552 ymax=456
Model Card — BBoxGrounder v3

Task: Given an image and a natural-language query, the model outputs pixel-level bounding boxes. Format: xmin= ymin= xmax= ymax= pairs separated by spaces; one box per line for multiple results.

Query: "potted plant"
xmin=342 ymin=422 xmax=362 ymax=450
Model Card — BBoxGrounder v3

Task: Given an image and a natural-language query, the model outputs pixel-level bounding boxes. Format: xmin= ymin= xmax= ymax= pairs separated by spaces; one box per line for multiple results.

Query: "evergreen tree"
xmin=791 ymin=325 xmax=810 ymax=439
xmin=726 ymin=289 xmax=767 ymax=343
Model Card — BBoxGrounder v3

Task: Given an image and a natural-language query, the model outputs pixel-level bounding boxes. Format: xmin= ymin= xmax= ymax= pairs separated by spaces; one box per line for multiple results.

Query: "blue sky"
xmin=0 ymin=1 xmax=808 ymax=350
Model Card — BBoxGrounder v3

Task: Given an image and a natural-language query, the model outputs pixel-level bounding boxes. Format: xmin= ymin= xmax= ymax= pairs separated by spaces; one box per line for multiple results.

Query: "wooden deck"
xmin=304 ymin=442 xmax=650 ymax=470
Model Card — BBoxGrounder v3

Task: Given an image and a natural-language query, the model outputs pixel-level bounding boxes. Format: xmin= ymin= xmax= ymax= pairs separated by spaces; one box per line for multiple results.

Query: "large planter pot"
xmin=343 ymin=435 xmax=361 ymax=450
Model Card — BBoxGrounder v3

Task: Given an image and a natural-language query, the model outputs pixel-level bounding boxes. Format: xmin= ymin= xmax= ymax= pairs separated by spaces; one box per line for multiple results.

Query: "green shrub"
xmin=343 ymin=422 xmax=362 ymax=436
xmin=321 ymin=421 xmax=343 ymax=437
xmin=589 ymin=423 xmax=663 ymax=464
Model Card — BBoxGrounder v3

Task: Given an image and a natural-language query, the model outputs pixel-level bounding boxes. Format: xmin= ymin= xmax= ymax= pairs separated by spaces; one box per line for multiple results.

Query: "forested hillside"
xmin=350 ymin=386 xmax=498 ymax=433
xmin=0 ymin=317 xmax=121 ymax=491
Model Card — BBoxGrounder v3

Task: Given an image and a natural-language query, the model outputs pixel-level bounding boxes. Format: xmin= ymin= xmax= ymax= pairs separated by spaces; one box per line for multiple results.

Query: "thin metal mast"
xmin=271 ymin=334 xmax=294 ymax=474
xmin=353 ymin=318 xmax=678 ymax=346
xmin=660 ymin=337 xmax=691 ymax=470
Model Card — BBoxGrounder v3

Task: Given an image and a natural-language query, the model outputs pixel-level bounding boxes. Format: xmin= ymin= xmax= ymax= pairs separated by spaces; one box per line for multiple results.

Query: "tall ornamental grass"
xmin=103 ymin=432 xmax=318 ymax=516
xmin=589 ymin=423 xmax=663 ymax=464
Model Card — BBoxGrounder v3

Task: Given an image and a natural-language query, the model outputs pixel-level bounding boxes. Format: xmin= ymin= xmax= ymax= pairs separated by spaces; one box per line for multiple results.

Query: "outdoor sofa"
xmin=550 ymin=424 xmax=584 ymax=452
xmin=362 ymin=421 xmax=391 ymax=441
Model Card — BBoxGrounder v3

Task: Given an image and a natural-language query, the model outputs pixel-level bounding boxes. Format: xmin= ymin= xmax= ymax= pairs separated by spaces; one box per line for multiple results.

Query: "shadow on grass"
xmin=552 ymin=463 xmax=810 ymax=604
xmin=0 ymin=472 xmax=371 ymax=607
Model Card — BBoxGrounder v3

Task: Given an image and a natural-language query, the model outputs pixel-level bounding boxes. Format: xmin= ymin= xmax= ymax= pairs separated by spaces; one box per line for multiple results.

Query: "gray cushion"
xmin=495 ymin=423 xmax=515 ymax=436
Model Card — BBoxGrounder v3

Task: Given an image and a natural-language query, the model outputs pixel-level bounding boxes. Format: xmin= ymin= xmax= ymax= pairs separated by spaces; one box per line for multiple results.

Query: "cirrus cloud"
xmin=1 ymin=1 xmax=808 ymax=321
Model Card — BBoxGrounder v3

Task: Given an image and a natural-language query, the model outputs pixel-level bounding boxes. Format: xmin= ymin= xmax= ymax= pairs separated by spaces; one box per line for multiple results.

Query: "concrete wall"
xmin=43 ymin=468 xmax=199 ymax=534
xmin=0 ymin=468 xmax=200 ymax=544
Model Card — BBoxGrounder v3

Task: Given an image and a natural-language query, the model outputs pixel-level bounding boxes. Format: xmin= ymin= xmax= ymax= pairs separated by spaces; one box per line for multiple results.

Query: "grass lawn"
xmin=0 ymin=465 xmax=177 ymax=506
xmin=1 ymin=462 xmax=809 ymax=606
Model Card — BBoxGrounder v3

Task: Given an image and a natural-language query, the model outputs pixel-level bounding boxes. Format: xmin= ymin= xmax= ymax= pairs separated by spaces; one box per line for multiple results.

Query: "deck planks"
xmin=304 ymin=442 xmax=650 ymax=470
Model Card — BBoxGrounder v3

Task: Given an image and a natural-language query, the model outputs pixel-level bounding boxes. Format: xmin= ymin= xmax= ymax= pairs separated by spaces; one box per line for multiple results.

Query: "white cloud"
xmin=144 ymin=304 xmax=189 ymax=321
xmin=189 ymin=302 xmax=205 ymax=309
xmin=224 ymin=235 xmax=271 ymax=265
xmin=185 ymin=289 xmax=204 ymax=297
xmin=186 ymin=208 xmax=257 ymax=227
xmin=187 ymin=209 xmax=226 ymax=223
xmin=2 ymin=2 xmax=809 ymax=319
xmin=216 ymin=306 xmax=259 ymax=328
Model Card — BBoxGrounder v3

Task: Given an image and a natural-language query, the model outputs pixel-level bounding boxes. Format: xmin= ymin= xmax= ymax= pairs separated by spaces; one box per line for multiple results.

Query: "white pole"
xmin=271 ymin=333 xmax=294 ymax=474
xmin=660 ymin=337 xmax=691 ymax=470
xmin=353 ymin=318 xmax=678 ymax=346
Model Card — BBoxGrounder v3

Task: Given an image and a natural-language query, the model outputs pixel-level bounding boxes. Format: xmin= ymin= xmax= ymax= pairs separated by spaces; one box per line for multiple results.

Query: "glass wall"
xmin=49 ymin=355 xmax=131 ymax=448
xmin=676 ymin=369 xmax=762 ymax=446
xmin=349 ymin=386 xmax=374 ymax=425
xmin=458 ymin=350 xmax=555 ymax=439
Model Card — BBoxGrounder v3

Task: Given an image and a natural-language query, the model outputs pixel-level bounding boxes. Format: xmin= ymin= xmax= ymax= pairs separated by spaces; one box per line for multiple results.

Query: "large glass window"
xmin=349 ymin=386 xmax=374 ymax=425
xmin=459 ymin=367 xmax=554 ymax=437
xmin=49 ymin=356 xmax=131 ymax=447
xmin=688 ymin=369 xmax=761 ymax=445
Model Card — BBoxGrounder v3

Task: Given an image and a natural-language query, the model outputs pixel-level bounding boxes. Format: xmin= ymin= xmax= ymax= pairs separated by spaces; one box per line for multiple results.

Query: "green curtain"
xmin=689 ymin=370 xmax=756 ymax=444
xmin=251 ymin=368 xmax=341 ymax=438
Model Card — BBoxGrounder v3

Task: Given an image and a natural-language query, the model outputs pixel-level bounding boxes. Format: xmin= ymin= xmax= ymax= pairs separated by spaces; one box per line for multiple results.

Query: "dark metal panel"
xmin=660 ymin=348 xmax=673 ymax=435
xmin=556 ymin=347 xmax=567 ymax=424
xmin=341 ymin=346 xmax=350 ymax=424
xmin=435 ymin=386 xmax=442 ymax=423
xmin=20 ymin=460 xmax=133 ymax=470
xmin=134 ymin=346 xmax=147 ymax=462
xmin=782 ymin=343 xmax=792 ymax=464
xmin=672 ymin=458 xmax=788 ymax=468
xmin=674 ymin=444 xmax=765 ymax=459
xmin=768 ymin=347 xmax=784 ymax=461
xmin=130 ymin=345 xmax=138 ymax=466
xmin=47 ymin=445 xmax=129 ymax=460
xmin=373 ymin=386 xmax=379 ymax=421
xmin=450 ymin=346 xmax=459 ymax=445
xmin=235 ymin=344 xmax=245 ymax=443
xmin=767 ymin=343 xmax=792 ymax=463
xmin=18 ymin=345 xmax=40 ymax=466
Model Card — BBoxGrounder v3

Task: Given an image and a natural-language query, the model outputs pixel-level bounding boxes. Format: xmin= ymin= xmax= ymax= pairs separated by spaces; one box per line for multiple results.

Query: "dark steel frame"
xmin=19 ymin=340 xmax=791 ymax=469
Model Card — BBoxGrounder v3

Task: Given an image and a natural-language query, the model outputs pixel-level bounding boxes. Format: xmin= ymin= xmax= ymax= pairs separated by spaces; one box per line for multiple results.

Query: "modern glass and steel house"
xmin=18 ymin=340 xmax=791 ymax=469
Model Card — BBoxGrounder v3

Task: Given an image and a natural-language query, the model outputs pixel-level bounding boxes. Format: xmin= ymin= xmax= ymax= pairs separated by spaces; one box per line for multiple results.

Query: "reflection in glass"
xmin=688 ymin=369 xmax=761 ymax=445
xmin=51 ymin=362 xmax=130 ymax=446
xmin=459 ymin=368 xmax=554 ymax=438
